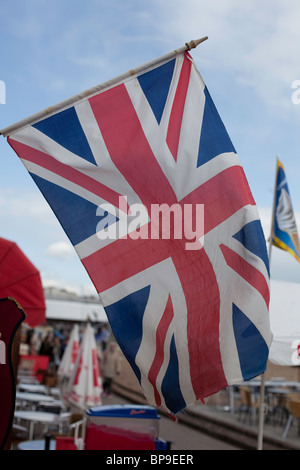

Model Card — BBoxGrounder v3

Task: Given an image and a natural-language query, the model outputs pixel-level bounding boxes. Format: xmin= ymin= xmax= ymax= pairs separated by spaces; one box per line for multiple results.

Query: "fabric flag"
xmin=5 ymin=49 xmax=272 ymax=415
xmin=271 ymin=158 xmax=300 ymax=262
xmin=67 ymin=322 xmax=102 ymax=409
xmin=58 ymin=323 xmax=80 ymax=378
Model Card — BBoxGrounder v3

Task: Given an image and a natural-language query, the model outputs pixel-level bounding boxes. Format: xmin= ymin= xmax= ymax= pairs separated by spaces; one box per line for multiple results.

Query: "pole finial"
xmin=185 ymin=37 xmax=208 ymax=51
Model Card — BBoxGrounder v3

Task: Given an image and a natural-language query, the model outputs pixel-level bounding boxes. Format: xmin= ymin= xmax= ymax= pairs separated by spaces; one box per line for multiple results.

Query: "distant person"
xmin=29 ymin=331 xmax=41 ymax=355
xmin=101 ymin=342 xmax=122 ymax=397
xmin=39 ymin=332 xmax=54 ymax=359
xmin=51 ymin=336 xmax=62 ymax=372
xmin=96 ymin=325 xmax=110 ymax=351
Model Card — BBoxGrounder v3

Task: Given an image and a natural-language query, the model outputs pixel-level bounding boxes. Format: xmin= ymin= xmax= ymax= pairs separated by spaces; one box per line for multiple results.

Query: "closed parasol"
xmin=67 ymin=322 xmax=102 ymax=410
xmin=58 ymin=323 xmax=80 ymax=378
xmin=0 ymin=237 xmax=45 ymax=327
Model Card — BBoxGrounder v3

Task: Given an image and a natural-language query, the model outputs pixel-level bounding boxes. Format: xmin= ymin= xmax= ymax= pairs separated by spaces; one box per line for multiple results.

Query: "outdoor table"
xmin=14 ymin=410 xmax=71 ymax=440
xmin=17 ymin=375 xmax=39 ymax=384
xmin=239 ymin=380 xmax=300 ymax=392
xmin=18 ymin=439 xmax=56 ymax=450
xmin=17 ymin=383 xmax=49 ymax=394
xmin=268 ymin=388 xmax=295 ymax=407
xmin=16 ymin=392 xmax=56 ymax=408
xmin=269 ymin=388 xmax=295 ymax=394
xmin=266 ymin=381 xmax=300 ymax=389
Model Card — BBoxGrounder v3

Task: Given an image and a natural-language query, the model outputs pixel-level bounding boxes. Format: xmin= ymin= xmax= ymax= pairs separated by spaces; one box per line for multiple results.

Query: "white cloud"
xmin=0 ymin=187 xmax=53 ymax=220
xmin=41 ymin=275 xmax=93 ymax=294
xmin=5 ymin=0 xmax=299 ymax=118
xmin=45 ymin=241 xmax=74 ymax=260
xmin=153 ymin=0 xmax=300 ymax=113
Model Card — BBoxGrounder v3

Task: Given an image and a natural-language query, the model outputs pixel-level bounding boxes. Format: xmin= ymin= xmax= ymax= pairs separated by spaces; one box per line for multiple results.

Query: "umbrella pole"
xmin=257 ymin=373 xmax=266 ymax=450
xmin=257 ymin=158 xmax=277 ymax=450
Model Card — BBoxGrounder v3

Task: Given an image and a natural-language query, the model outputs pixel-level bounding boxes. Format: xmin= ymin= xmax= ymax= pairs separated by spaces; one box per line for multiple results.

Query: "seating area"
xmin=12 ymin=352 xmax=300 ymax=450
xmin=12 ymin=365 xmax=85 ymax=449
xmin=282 ymin=398 xmax=300 ymax=439
xmin=238 ymin=386 xmax=260 ymax=425
xmin=234 ymin=379 xmax=300 ymax=439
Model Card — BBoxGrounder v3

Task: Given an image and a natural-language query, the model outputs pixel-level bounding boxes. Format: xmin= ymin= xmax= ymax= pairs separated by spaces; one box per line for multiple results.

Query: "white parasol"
xmin=67 ymin=322 xmax=102 ymax=409
xmin=58 ymin=324 xmax=80 ymax=378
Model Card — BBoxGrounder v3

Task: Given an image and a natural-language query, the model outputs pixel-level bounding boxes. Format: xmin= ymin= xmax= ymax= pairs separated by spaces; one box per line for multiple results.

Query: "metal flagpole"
xmin=0 ymin=37 xmax=208 ymax=138
xmin=257 ymin=157 xmax=277 ymax=450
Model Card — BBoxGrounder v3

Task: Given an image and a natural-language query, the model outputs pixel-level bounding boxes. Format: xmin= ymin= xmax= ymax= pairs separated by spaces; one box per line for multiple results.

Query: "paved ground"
xmin=102 ymin=392 xmax=241 ymax=451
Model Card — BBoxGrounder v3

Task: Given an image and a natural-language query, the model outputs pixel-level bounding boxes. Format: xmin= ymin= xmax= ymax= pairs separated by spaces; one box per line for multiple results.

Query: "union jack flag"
xmin=6 ymin=51 xmax=272 ymax=414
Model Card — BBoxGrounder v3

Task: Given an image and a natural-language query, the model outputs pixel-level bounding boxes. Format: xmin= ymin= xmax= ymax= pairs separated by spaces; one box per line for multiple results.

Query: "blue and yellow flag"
xmin=272 ymin=158 xmax=300 ymax=262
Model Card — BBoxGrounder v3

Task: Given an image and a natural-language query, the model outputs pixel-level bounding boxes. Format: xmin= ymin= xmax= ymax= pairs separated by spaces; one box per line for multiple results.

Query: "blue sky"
xmin=1 ymin=0 xmax=300 ymax=295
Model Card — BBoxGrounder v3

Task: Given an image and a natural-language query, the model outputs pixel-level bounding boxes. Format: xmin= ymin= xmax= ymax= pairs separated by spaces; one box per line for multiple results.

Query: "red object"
xmin=55 ymin=436 xmax=77 ymax=450
xmin=0 ymin=237 xmax=45 ymax=327
xmin=85 ymin=423 xmax=156 ymax=450
xmin=19 ymin=354 xmax=49 ymax=381
xmin=0 ymin=298 xmax=26 ymax=449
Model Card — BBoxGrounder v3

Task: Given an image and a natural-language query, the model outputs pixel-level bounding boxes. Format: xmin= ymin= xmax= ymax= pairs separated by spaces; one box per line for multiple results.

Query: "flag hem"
xmin=272 ymin=235 xmax=300 ymax=262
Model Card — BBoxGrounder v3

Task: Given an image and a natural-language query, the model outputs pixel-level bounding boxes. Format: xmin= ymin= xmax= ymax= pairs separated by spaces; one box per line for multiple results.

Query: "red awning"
xmin=0 ymin=237 xmax=46 ymax=326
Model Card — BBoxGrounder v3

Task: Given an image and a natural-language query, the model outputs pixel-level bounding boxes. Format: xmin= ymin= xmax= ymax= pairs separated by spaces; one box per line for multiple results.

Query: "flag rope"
xmin=0 ymin=37 xmax=208 ymax=138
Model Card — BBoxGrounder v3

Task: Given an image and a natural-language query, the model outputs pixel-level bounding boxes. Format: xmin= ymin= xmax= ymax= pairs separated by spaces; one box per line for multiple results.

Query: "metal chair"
xmin=238 ymin=387 xmax=260 ymax=425
xmin=49 ymin=387 xmax=62 ymax=400
xmin=36 ymin=400 xmax=66 ymax=414
xmin=282 ymin=400 xmax=300 ymax=439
